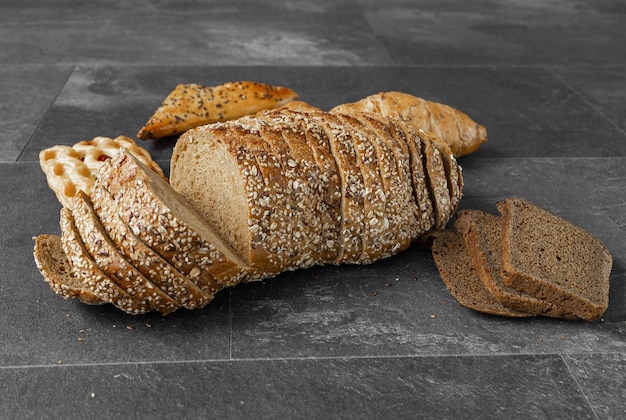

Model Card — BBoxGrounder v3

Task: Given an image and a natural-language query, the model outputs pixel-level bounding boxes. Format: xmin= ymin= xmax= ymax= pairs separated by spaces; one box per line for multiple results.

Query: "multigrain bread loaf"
xmin=498 ymin=197 xmax=611 ymax=321
xmin=431 ymin=199 xmax=611 ymax=321
xmin=170 ymin=108 xmax=463 ymax=275
xmin=330 ymin=91 xmax=487 ymax=157
xmin=35 ymin=109 xmax=463 ymax=314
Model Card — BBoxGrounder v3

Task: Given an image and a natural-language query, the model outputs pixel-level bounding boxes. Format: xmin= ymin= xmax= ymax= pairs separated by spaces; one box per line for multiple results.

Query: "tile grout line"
xmin=559 ymin=354 xmax=601 ymax=420
xmin=0 ymin=351 xmax=614 ymax=371
xmin=548 ymin=65 xmax=626 ymax=138
xmin=14 ymin=64 xmax=77 ymax=163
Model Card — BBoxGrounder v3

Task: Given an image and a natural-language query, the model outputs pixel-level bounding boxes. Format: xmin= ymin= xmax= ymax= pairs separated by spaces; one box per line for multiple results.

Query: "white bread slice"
xmin=96 ymin=149 xmax=254 ymax=286
xmin=33 ymin=234 xmax=104 ymax=306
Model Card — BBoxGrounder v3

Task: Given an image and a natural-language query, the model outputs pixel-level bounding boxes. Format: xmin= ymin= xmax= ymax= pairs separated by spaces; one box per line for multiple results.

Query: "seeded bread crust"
xmin=59 ymin=207 xmax=151 ymax=314
xmin=33 ymin=234 xmax=105 ymax=305
xmin=454 ymin=209 xmax=577 ymax=319
xmin=97 ymin=150 xmax=253 ymax=287
xmin=431 ymin=230 xmax=531 ymax=317
xmin=418 ymin=130 xmax=453 ymax=230
xmin=70 ymin=190 xmax=176 ymax=312
xmin=137 ymin=81 xmax=299 ymax=140
xmin=89 ymin=185 xmax=187 ymax=313
xmin=498 ymin=198 xmax=612 ymax=321
xmin=340 ymin=112 xmax=421 ymax=257
xmin=308 ymin=111 xmax=365 ymax=263
xmin=240 ymin=115 xmax=323 ymax=270
xmin=284 ymin=111 xmax=343 ymax=263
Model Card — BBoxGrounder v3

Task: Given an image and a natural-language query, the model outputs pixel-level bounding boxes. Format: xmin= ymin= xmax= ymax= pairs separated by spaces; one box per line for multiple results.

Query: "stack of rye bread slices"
xmin=431 ymin=197 xmax=612 ymax=321
xmin=34 ymin=108 xmax=463 ymax=314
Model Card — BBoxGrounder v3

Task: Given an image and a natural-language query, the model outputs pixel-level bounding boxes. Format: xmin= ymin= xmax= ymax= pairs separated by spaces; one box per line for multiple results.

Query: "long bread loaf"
xmin=170 ymin=109 xmax=462 ymax=275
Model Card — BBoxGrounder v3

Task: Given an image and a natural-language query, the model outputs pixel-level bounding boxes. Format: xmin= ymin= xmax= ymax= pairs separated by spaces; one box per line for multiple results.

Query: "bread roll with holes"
xmin=39 ymin=135 xmax=164 ymax=207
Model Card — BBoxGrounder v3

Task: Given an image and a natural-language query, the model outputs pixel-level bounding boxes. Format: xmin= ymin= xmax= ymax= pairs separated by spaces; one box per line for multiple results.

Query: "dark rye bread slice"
xmin=498 ymin=197 xmax=612 ymax=321
xmin=454 ymin=209 xmax=577 ymax=319
xmin=72 ymin=190 xmax=180 ymax=314
xmin=419 ymin=130 xmax=453 ymax=230
xmin=98 ymin=150 xmax=253 ymax=286
xmin=59 ymin=207 xmax=152 ymax=314
xmin=431 ymin=230 xmax=531 ymax=317
xmin=91 ymin=182 xmax=212 ymax=310
xmin=33 ymin=234 xmax=104 ymax=306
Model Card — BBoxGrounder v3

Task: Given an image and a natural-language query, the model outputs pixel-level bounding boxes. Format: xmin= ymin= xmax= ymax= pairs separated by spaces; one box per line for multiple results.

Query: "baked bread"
xmin=35 ymin=110 xmax=463 ymax=314
xmin=94 ymin=150 xmax=255 ymax=286
xmin=39 ymin=135 xmax=164 ymax=208
xmin=498 ymin=198 xmax=612 ymax=321
xmin=170 ymin=109 xmax=462 ymax=274
xmin=71 ymin=190 xmax=181 ymax=313
xmin=454 ymin=209 xmax=577 ymax=319
xmin=137 ymin=81 xmax=299 ymax=140
xmin=33 ymin=234 xmax=104 ymax=306
xmin=330 ymin=91 xmax=487 ymax=157
xmin=431 ymin=230 xmax=531 ymax=317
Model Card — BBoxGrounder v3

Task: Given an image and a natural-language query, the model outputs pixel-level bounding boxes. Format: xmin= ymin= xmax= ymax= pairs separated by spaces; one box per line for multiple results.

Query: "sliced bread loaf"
xmin=96 ymin=149 xmax=254 ymax=286
xmin=498 ymin=197 xmax=612 ymax=321
xmin=71 ymin=190 xmax=177 ymax=312
xmin=90 ymin=182 xmax=212 ymax=310
xmin=59 ymin=207 xmax=152 ymax=314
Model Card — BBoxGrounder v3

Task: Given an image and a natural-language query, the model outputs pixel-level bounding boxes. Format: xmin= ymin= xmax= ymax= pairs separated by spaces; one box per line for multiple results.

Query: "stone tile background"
xmin=1 ymin=1 xmax=624 ymax=418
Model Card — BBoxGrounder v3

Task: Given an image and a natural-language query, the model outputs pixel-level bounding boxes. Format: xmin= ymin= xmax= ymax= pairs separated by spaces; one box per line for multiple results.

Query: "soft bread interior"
xmin=169 ymin=134 xmax=250 ymax=266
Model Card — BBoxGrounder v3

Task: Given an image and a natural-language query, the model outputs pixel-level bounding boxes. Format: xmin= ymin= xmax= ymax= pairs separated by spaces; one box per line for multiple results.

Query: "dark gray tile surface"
xmin=1 ymin=0 xmax=625 ymax=418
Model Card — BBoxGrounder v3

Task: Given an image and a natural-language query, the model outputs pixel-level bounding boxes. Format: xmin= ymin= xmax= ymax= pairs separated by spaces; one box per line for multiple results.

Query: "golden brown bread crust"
xmin=330 ymin=91 xmax=487 ymax=157
xmin=39 ymin=136 xmax=164 ymax=208
xmin=137 ymin=81 xmax=299 ymax=139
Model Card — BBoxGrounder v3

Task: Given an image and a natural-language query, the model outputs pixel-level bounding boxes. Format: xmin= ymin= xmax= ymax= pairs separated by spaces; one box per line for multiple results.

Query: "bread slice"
xmin=454 ymin=209 xmax=577 ymax=319
xmin=284 ymin=110 xmax=342 ymax=263
xmin=498 ymin=197 xmax=612 ymax=321
xmin=431 ymin=230 xmax=531 ymax=317
xmin=71 ymin=190 xmax=180 ymax=313
xmin=331 ymin=113 xmax=387 ymax=263
xmin=316 ymin=112 xmax=368 ymax=263
xmin=59 ymin=207 xmax=151 ymax=314
xmin=96 ymin=149 xmax=253 ymax=286
xmin=33 ymin=234 xmax=104 ymax=306
xmin=245 ymin=113 xmax=327 ymax=270
xmin=90 ymin=182 xmax=211 ymax=310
